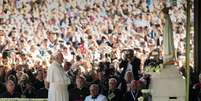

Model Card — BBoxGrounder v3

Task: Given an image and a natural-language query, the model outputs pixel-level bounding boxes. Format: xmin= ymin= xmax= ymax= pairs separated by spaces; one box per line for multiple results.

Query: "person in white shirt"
xmin=47 ymin=51 xmax=71 ymax=101
xmin=85 ymin=84 xmax=108 ymax=101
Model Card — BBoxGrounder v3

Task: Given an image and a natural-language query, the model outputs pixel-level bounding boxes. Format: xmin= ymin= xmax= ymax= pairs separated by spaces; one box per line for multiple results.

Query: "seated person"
xmin=193 ymin=74 xmax=201 ymax=101
xmin=34 ymin=70 xmax=45 ymax=90
xmin=0 ymin=81 xmax=6 ymax=94
xmin=0 ymin=80 xmax=20 ymax=98
xmin=124 ymin=80 xmax=142 ymax=101
xmin=69 ymin=75 xmax=89 ymax=101
xmin=36 ymin=79 xmax=48 ymax=98
xmin=85 ymin=84 xmax=108 ymax=101
xmin=106 ymin=78 xmax=122 ymax=101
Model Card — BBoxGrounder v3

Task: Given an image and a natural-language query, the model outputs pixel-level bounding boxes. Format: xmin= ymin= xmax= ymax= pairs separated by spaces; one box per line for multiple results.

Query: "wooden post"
xmin=185 ymin=0 xmax=191 ymax=101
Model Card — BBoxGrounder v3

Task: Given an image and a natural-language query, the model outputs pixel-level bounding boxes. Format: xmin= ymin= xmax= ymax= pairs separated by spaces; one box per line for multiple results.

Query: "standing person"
xmin=47 ymin=52 xmax=71 ymax=101
xmin=119 ymin=49 xmax=141 ymax=80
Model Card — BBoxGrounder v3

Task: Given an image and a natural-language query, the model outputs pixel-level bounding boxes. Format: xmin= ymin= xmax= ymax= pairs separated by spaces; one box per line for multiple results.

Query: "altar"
xmin=149 ymin=65 xmax=185 ymax=101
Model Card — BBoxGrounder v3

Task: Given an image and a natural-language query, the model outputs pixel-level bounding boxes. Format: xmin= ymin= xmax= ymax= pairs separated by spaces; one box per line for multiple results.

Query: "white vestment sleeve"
xmin=47 ymin=65 xmax=54 ymax=83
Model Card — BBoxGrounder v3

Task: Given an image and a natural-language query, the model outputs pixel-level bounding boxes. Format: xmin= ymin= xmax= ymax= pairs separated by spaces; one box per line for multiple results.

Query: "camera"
xmin=121 ymin=49 xmax=134 ymax=60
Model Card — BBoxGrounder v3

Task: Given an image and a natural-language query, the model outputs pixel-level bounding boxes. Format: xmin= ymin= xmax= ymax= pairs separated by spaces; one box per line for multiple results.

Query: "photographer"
xmin=119 ymin=49 xmax=141 ymax=80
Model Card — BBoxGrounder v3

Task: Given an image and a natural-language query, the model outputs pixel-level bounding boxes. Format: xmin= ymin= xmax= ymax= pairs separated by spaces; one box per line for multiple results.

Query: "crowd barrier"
xmin=0 ymin=90 xmax=151 ymax=101
xmin=0 ymin=99 xmax=47 ymax=101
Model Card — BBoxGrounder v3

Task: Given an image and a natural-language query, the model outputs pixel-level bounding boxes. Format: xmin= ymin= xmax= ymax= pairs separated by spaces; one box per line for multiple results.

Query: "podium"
xmin=149 ymin=65 xmax=185 ymax=101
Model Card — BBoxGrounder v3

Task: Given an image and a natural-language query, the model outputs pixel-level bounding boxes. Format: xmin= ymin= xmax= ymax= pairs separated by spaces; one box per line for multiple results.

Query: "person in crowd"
xmin=0 ymin=80 xmax=5 ymax=94
xmin=18 ymin=73 xmax=29 ymax=95
xmin=22 ymin=81 xmax=36 ymax=98
xmin=96 ymin=70 xmax=108 ymax=96
xmin=0 ymin=65 xmax=5 ymax=82
xmin=85 ymin=84 xmax=108 ymax=101
xmin=64 ymin=61 xmax=75 ymax=83
xmin=47 ymin=52 xmax=71 ymax=101
xmin=106 ymin=78 xmax=122 ymax=101
xmin=34 ymin=69 xmax=45 ymax=90
xmin=124 ymin=80 xmax=143 ymax=101
xmin=0 ymin=80 xmax=20 ymax=98
xmin=35 ymin=69 xmax=48 ymax=98
xmin=119 ymin=49 xmax=141 ymax=80
xmin=35 ymin=78 xmax=48 ymax=98
xmin=192 ymin=74 xmax=201 ymax=101
xmin=124 ymin=71 xmax=135 ymax=91
xmin=69 ymin=75 xmax=89 ymax=101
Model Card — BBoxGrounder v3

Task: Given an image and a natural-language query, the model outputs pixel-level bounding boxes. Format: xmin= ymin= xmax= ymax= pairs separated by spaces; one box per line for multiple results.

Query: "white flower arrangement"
xmin=144 ymin=64 xmax=163 ymax=73
xmin=141 ymin=89 xmax=152 ymax=101
xmin=138 ymin=96 xmax=144 ymax=101
xmin=141 ymin=89 xmax=151 ymax=94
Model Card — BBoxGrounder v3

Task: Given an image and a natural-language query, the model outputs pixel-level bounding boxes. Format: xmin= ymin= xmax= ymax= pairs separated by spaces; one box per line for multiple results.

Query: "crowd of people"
xmin=0 ymin=0 xmax=195 ymax=101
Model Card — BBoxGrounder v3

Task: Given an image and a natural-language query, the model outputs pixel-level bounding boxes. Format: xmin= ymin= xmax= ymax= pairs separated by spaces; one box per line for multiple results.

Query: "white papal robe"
xmin=47 ymin=61 xmax=71 ymax=101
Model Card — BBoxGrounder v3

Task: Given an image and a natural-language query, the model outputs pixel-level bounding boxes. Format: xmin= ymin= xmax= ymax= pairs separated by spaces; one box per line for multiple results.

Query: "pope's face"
xmin=57 ymin=53 xmax=64 ymax=64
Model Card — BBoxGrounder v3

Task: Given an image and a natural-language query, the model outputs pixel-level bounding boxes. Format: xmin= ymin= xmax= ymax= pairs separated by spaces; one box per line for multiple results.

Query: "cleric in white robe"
xmin=85 ymin=84 xmax=108 ymax=101
xmin=47 ymin=52 xmax=71 ymax=101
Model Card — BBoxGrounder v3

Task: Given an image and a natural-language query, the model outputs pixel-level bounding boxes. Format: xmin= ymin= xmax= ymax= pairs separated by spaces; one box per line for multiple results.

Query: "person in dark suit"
xmin=119 ymin=49 xmax=141 ymax=80
xmin=35 ymin=77 xmax=48 ymax=98
xmin=0 ymin=81 xmax=6 ymax=94
xmin=192 ymin=74 xmax=201 ymax=101
xmin=35 ymin=87 xmax=48 ymax=98
xmin=124 ymin=80 xmax=142 ymax=101
xmin=69 ymin=75 xmax=89 ymax=101
xmin=0 ymin=65 xmax=6 ymax=83
xmin=0 ymin=80 xmax=20 ymax=98
xmin=106 ymin=78 xmax=122 ymax=101
xmin=34 ymin=70 xmax=45 ymax=90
